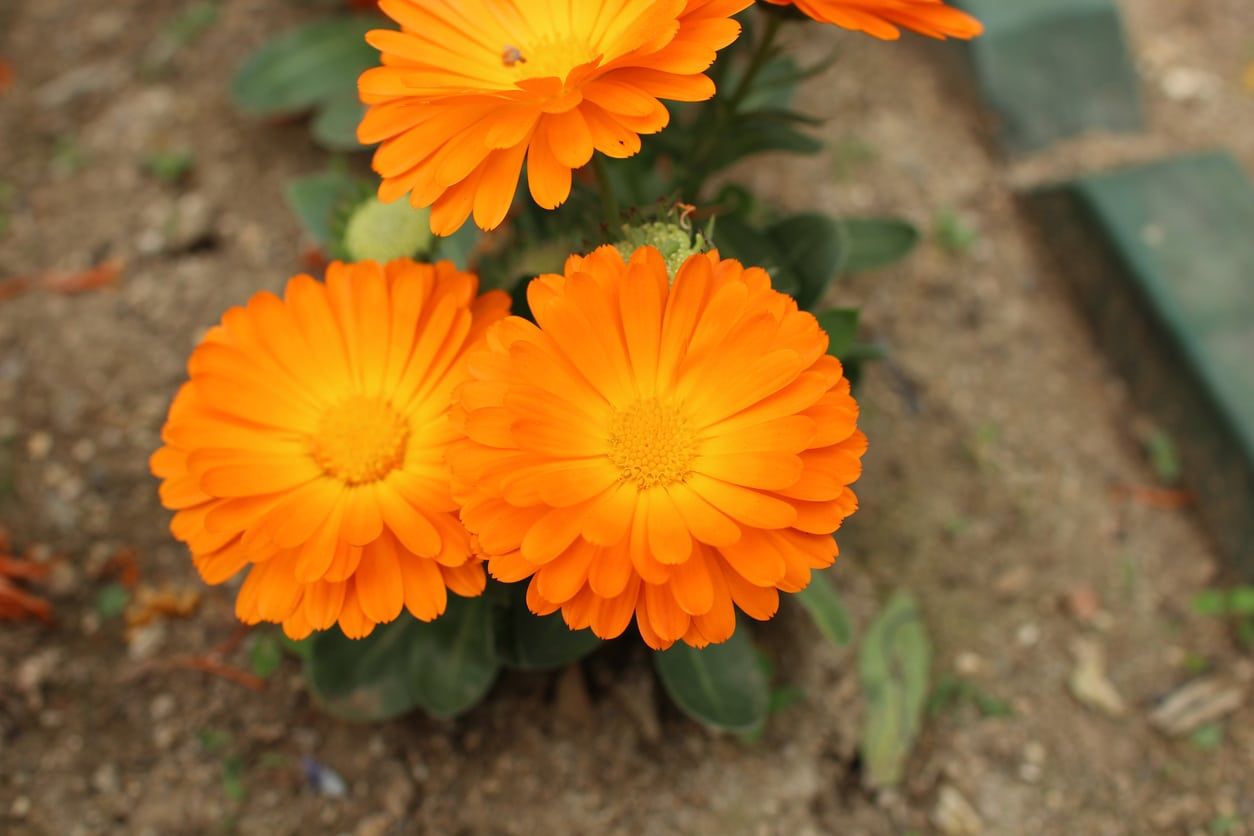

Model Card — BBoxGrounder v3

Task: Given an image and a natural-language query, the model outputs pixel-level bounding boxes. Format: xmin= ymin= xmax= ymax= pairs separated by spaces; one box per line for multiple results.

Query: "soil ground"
xmin=1 ymin=1 xmax=1252 ymax=834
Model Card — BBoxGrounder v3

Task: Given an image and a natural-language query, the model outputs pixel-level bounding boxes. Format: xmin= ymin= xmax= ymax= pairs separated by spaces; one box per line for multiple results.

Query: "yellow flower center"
xmin=505 ymin=34 xmax=599 ymax=82
xmin=607 ymin=399 xmax=696 ymax=490
xmin=310 ymin=396 xmax=409 ymax=485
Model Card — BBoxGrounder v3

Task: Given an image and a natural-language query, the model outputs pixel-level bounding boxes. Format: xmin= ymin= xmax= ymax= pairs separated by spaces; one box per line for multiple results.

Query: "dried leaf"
xmin=101 ymin=546 xmax=141 ymax=588
xmin=1149 ymin=677 xmax=1245 ymax=736
xmin=41 ymin=258 xmax=123 ymax=294
xmin=1069 ymin=638 xmax=1126 ymax=716
xmin=1111 ymin=484 xmax=1193 ymax=509
xmin=0 ymin=530 xmax=53 ymax=624
xmin=124 ymin=584 xmax=201 ymax=629
xmin=0 ymin=277 xmax=32 ymax=302
xmin=933 ymin=785 xmax=984 ymax=835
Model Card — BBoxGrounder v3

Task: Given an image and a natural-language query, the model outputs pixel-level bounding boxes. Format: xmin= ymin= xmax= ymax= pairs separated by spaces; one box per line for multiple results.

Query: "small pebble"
xmin=955 ymin=652 xmax=984 ymax=675
xmin=27 ymin=432 xmax=53 ymax=460
xmin=71 ymin=438 xmax=96 ymax=462
xmin=1018 ymin=762 xmax=1042 ymax=783
xmin=150 ymin=693 xmax=176 ymax=722
xmin=92 ymin=763 xmax=120 ymax=795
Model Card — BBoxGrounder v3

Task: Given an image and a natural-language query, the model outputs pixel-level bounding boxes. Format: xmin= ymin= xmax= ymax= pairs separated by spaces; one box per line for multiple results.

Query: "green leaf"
xmin=231 ymin=17 xmax=377 ymax=116
xmin=1227 ymin=587 xmax=1254 ymax=616
xmin=795 ymin=569 xmax=854 ymax=646
xmin=1190 ymin=721 xmax=1225 ymax=751
xmin=816 ymin=309 xmax=860 ymax=359
xmin=859 ymin=590 xmax=932 ymax=789
xmin=933 ymin=208 xmax=978 ymax=256
xmin=494 ymin=586 xmax=603 ymax=671
xmin=144 ymin=149 xmax=196 ymax=183
xmin=96 ymin=583 xmax=130 ymax=619
xmin=713 ymin=214 xmax=799 ymax=297
xmin=432 ymin=220 xmax=483 ymax=270
xmin=1144 ymin=427 xmax=1181 ymax=485
xmin=248 ymin=631 xmax=284 ymax=679
xmin=1192 ymin=589 xmax=1229 ymax=617
xmin=306 ymin=596 xmax=499 ymax=722
xmin=310 ymin=88 xmax=367 ymax=151
xmin=284 ymin=168 xmax=361 ymax=248
xmin=737 ymin=57 xmax=805 ymax=112
xmin=839 ymin=218 xmax=920 ymax=274
xmin=653 ymin=626 xmax=769 ymax=732
xmin=166 ymin=2 xmax=219 ymax=46
xmin=222 ymin=755 xmax=247 ymax=802
xmin=767 ymin=213 xmax=844 ymax=310
xmin=707 ymin=114 xmax=822 ymax=173
xmin=409 ymin=596 xmax=499 ymax=719
xmin=280 ymin=633 xmax=313 ymax=661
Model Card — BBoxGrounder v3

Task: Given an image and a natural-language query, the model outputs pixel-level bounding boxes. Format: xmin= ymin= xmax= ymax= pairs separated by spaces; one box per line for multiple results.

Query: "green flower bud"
xmin=340 ymin=196 xmax=433 ymax=263
xmin=615 ymin=220 xmax=708 ymax=277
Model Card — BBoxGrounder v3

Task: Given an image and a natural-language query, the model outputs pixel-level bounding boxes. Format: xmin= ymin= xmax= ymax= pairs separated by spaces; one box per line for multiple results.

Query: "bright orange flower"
xmin=357 ymin=0 xmax=752 ymax=236
xmin=449 ymin=246 xmax=866 ymax=649
xmin=151 ymin=260 xmax=510 ymax=640
xmin=763 ymin=0 xmax=983 ymax=40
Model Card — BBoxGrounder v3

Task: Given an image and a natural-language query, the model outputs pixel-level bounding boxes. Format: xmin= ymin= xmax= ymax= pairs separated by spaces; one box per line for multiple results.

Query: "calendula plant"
xmin=159 ymin=0 xmax=982 ymax=735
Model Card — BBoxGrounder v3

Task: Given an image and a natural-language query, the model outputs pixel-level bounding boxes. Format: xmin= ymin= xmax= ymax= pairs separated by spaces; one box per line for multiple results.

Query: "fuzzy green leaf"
xmin=284 ymin=168 xmax=361 ymax=248
xmin=816 ymin=309 xmax=861 ymax=359
xmin=494 ymin=586 xmax=602 ymax=671
xmin=248 ymin=631 xmax=283 ymax=679
xmin=311 ymin=88 xmax=367 ymax=151
xmin=653 ymin=626 xmax=769 ymax=732
xmin=232 ymin=17 xmax=377 ymax=116
xmin=795 ymin=569 xmax=854 ymax=646
xmin=839 ymin=218 xmax=920 ymax=274
xmin=306 ymin=597 xmax=499 ymax=722
xmin=859 ymin=590 xmax=931 ymax=789
xmin=768 ymin=213 xmax=844 ymax=310
xmin=433 ymin=222 xmax=483 ymax=270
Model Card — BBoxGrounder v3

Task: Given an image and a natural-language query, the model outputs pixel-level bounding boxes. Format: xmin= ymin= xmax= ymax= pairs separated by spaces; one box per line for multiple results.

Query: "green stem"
xmin=684 ymin=13 xmax=783 ymax=200
xmin=728 ymin=14 xmax=782 ymax=112
xmin=592 ymin=155 xmax=621 ymax=231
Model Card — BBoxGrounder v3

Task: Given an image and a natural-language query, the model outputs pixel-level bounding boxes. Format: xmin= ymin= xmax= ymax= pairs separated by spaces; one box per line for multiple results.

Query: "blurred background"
xmin=1 ymin=1 xmax=1251 ymax=833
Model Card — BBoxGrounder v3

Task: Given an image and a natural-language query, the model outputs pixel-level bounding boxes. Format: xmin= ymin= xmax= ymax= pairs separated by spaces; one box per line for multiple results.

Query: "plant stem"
xmin=592 ymin=155 xmax=620 ymax=231
xmin=728 ymin=13 xmax=782 ymax=112
xmin=683 ymin=13 xmax=783 ymax=200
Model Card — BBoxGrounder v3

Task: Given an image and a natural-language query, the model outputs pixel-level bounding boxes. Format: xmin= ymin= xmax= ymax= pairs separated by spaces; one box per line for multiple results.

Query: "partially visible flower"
xmin=151 ymin=260 xmax=510 ymax=640
xmin=449 ymin=246 xmax=866 ymax=650
xmin=763 ymin=0 xmax=983 ymax=40
xmin=357 ymin=0 xmax=753 ymax=236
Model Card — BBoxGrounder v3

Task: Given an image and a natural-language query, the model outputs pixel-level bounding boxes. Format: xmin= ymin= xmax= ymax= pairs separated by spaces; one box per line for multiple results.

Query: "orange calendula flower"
xmin=151 ymin=260 xmax=511 ymax=640
xmin=357 ymin=0 xmax=753 ymax=236
xmin=449 ymin=246 xmax=866 ymax=650
xmin=764 ymin=0 xmax=983 ymax=40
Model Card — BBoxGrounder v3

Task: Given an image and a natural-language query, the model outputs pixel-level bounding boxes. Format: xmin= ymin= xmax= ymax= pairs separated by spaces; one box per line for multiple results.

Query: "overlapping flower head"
xmin=151 ymin=260 xmax=510 ymax=639
xmin=449 ymin=245 xmax=866 ymax=649
xmin=357 ymin=0 xmax=753 ymax=235
xmin=763 ymin=0 xmax=983 ymax=40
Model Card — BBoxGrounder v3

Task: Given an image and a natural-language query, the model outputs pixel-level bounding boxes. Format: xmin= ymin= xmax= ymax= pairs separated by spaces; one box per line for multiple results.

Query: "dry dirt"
xmin=1 ymin=1 xmax=1252 ymax=834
